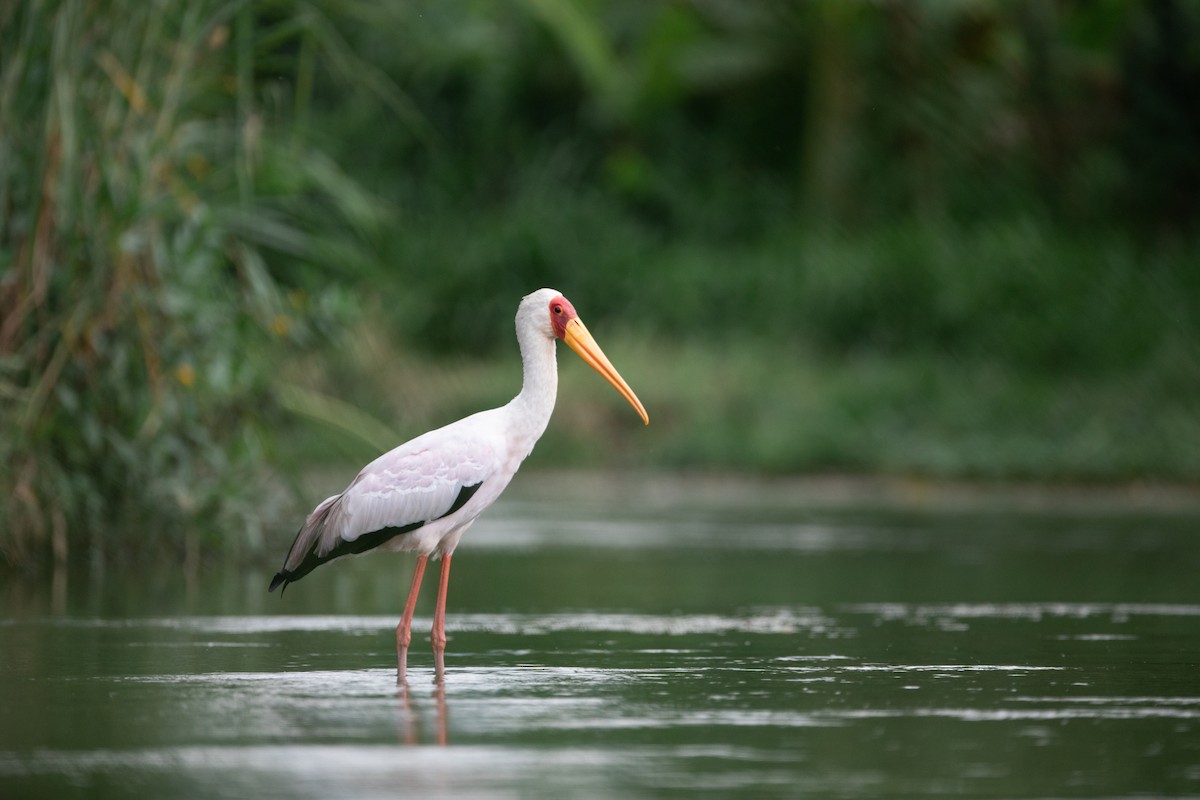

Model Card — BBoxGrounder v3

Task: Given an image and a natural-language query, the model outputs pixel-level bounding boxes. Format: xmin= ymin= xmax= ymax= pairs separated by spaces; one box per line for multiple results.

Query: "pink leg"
xmin=396 ymin=555 xmax=427 ymax=684
xmin=431 ymin=554 xmax=453 ymax=682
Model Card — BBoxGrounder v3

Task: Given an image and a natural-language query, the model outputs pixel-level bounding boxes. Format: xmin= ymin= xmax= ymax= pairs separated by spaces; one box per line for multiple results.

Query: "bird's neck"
xmin=507 ymin=328 xmax=558 ymax=445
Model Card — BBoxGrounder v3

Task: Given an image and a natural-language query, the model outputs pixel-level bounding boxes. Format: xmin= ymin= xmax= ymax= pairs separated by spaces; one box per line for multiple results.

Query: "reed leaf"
xmin=0 ymin=0 xmax=388 ymax=566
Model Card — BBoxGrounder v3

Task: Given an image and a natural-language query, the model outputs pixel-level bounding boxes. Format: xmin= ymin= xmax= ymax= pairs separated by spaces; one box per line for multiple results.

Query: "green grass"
xmin=277 ymin=313 xmax=1200 ymax=488
xmin=562 ymin=342 xmax=1198 ymax=481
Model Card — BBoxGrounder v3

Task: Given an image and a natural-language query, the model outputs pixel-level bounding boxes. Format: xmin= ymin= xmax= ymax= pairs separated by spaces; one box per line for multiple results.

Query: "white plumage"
xmin=269 ymin=288 xmax=648 ymax=682
xmin=296 ymin=414 xmax=509 ymax=564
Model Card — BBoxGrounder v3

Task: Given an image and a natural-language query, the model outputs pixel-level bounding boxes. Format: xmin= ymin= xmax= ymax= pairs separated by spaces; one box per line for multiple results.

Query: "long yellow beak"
xmin=562 ymin=317 xmax=649 ymax=425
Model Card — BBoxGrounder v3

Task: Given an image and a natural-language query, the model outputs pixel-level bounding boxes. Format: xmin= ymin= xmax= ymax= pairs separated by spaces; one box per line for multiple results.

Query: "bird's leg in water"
xmin=431 ymin=554 xmax=453 ymax=682
xmin=396 ymin=555 xmax=428 ymax=684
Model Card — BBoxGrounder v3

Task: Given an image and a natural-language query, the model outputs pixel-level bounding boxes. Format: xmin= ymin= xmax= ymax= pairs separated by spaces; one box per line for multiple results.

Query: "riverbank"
xmin=281 ymin=329 xmax=1200 ymax=487
xmin=500 ymin=469 xmax=1200 ymax=516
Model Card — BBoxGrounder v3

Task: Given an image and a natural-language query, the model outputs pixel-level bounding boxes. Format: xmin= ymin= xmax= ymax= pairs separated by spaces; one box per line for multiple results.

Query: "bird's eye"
xmin=553 ymin=305 xmax=563 ymax=314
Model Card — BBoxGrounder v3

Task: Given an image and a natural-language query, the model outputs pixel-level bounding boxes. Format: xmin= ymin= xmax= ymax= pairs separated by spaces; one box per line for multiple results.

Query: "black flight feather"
xmin=269 ymin=481 xmax=483 ymax=594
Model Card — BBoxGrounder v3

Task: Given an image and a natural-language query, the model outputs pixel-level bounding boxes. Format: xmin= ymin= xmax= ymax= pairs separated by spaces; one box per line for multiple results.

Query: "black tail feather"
xmin=268 ymin=571 xmax=291 ymax=593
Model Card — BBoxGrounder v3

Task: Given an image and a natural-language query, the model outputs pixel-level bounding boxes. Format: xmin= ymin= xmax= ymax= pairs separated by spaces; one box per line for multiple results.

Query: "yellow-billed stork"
xmin=269 ymin=288 xmax=648 ymax=682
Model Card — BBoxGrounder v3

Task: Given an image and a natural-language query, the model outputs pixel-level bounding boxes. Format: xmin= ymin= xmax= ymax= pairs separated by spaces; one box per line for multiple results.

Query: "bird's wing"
xmin=330 ymin=426 xmax=500 ymax=549
xmin=270 ymin=413 xmax=505 ymax=591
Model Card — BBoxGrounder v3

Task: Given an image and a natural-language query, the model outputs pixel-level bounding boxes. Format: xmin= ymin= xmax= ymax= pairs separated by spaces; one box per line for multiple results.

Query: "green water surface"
xmin=2 ymin=487 xmax=1199 ymax=798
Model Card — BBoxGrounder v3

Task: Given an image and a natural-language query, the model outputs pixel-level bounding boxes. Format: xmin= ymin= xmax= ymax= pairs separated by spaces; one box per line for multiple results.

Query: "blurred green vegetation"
xmin=0 ymin=0 xmax=383 ymax=565
xmin=3 ymin=0 xmax=1199 ymax=567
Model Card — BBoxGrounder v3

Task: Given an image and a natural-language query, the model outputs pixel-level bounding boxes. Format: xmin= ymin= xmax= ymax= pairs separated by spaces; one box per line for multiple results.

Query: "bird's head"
xmin=522 ymin=288 xmax=649 ymax=425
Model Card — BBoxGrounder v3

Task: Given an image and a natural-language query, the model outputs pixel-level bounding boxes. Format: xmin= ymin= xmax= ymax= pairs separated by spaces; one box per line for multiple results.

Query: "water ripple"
xmin=844 ymin=602 xmax=1200 ymax=621
xmin=15 ymin=608 xmax=842 ymax=637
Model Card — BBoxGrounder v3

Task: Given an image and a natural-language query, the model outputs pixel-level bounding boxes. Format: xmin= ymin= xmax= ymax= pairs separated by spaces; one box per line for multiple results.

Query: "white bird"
xmin=269 ymin=288 xmax=648 ymax=682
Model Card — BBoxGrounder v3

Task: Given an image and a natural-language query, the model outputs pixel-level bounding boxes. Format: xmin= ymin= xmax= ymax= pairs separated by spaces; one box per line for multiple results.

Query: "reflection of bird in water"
xmin=269 ymin=289 xmax=648 ymax=682
xmin=397 ymin=681 xmax=448 ymax=746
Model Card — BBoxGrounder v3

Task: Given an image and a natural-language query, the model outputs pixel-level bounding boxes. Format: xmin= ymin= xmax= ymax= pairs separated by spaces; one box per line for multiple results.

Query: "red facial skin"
xmin=549 ymin=295 xmax=578 ymax=340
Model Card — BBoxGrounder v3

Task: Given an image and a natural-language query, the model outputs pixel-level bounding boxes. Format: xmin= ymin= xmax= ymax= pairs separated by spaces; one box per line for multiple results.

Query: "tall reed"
xmin=0 ymin=0 xmax=384 ymax=566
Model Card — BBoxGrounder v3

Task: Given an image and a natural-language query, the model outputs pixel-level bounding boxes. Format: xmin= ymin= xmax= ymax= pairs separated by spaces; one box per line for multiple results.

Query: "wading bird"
xmin=269 ymin=288 xmax=648 ymax=682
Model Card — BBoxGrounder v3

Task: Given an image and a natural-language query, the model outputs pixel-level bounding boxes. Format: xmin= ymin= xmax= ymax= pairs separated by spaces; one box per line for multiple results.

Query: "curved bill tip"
xmin=562 ymin=318 xmax=649 ymax=425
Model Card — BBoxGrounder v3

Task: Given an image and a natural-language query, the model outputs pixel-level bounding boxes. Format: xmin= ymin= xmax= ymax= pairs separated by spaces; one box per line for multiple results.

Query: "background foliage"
xmin=3 ymin=0 xmax=1199 ymax=567
xmin=0 ymin=0 xmax=379 ymax=564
